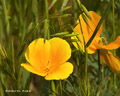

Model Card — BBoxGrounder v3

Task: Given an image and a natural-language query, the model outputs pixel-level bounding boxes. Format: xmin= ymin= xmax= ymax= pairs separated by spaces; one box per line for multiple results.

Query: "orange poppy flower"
xmin=93 ymin=36 xmax=120 ymax=73
xmin=21 ymin=38 xmax=73 ymax=80
xmin=72 ymin=11 xmax=102 ymax=54
xmin=72 ymin=11 xmax=120 ymax=74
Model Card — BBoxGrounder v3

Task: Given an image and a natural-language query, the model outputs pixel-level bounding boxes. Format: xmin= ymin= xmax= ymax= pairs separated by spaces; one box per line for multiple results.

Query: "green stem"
xmin=44 ymin=0 xmax=50 ymax=40
xmin=32 ymin=0 xmax=39 ymax=38
xmin=79 ymin=17 xmax=88 ymax=95
xmin=113 ymin=74 xmax=116 ymax=95
xmin=76 ymin=0 xmax=81 ymax=8
xmin=112 ymin=0 xmax=117 ymax=95
xmin=97 ymin=50 xmax=101 ymax=84
xmin=112 ymin=0 xmax=116 ymax=55
xmin=1 ymin=0 xmax=9 ymax=40
xmin=85 ymin=48 xmax=88 ymax=95
xmin=74 ymin=0 xmax=78 ymax=22
xmin=18 ymin=0 xmax=22 ymax=34
xmin=59 ymin=80 xmax=62 ymax=96
xmin=112 ymin=0 xmax=115 ymax=41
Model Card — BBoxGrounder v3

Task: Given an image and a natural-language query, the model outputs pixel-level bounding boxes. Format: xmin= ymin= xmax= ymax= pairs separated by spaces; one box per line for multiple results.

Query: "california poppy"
xmin=72 ymin=11 xmax=102 ymax=54
xmin=72 ymin=11 xmax=120 ymax=74
xmin=93 ymin=36 xmax=120 ymax=73
xmin=21 ymin=38 xmax=73 ymax=80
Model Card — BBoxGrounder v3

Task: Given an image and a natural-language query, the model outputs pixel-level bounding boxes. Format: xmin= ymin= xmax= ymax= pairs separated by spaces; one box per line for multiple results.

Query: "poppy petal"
xmin=21 ymin=63 xmax=47 ymax=76
xmin=25 ymin=38 xmax=50 ymax=70
xmin=45 ymin=62 xmax=73 ymax=80
xmin=73 ymin=11 xmax=102 ymax=54
xmin=105 ymin=36 xmax=120 ymax=50
xmin=49 ymin=38 xmax=71 ymax=65
xmin=75 ymin=11 xmax=102 ymax=44
xmin=88 ymin=11 xmax=102 ymax=38
xmin=100 ymin=49 xmax=120 ymax=74
xmin=88 ymin=45 xmax=97 ymax=54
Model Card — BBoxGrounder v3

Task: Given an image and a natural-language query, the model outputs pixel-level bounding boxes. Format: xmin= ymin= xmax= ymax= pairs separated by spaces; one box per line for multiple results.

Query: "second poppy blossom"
xmin=72 ymin=11 xmax=120 ymax=74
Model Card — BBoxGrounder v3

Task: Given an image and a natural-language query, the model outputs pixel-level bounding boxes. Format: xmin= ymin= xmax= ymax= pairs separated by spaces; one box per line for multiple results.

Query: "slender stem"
xmin=32 ymin=0 xmax=38 ymax=38
xmin=113 ymin=74 xmax=116 ymax=95
xmin=74 ymin=0 xmax=78 ymax=22
xmin=0 ymin=72 xmax=8 ymax=96
xmin=1 ymin=0 xmax=9 ymax=41
xmin=59 ymin=80 xmax=62 ymax=96
xmin=76 ymin=0 xmax=81 ymax=8
xmin=112 ymin=0 xmax=116 ymax=55
xmin=79 ymin=17 xmax=88 ymax=95
xmin=44 ymin=0 xmax=50 ymax=40
xmin=112 ymin=0 xmax=115 ymax=41
xmin=85 ymin=48 xmax=88 ymax=81
xmin=85 ymin=48 xmax=88 ymax=95
xmin=18 ymin=0 xmax=22 ymax=35
xmin=112 ymin=0 xmax=117 ymax=95
xmin=97 ymin=50 xmax=101 ymax=84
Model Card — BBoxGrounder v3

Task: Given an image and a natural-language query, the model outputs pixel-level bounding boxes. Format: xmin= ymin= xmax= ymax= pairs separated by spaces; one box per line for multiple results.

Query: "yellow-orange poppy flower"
xmin=21 ymin=38 xmax=73 ymax=80
xmin=93 ymin=36 xmax=120 ymax=73
xmin=72 ymin=11 xmax=102 ymax=54
xmin=72 ymin=11 xmax=120 ymax=74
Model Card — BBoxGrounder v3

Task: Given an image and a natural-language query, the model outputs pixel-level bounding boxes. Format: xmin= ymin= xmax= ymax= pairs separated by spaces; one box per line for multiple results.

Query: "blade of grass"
xmin=61 ymin=0 xmax=69 ymax=9
xmin=64 ymin=79 xmax=79 ymax=96
xmin=25 ymin=0 xmax=32 ymax=17
xmin=11 ymin=39 xmax=15 ymax=74
xmin=76 ymin=0 xmax=91 ymax=26
xmin=62 ymin=33 xmax=79 ymax=37
xmin=32 ymin=0 xmax=38 ymax=25
xmin=82 ymin=14 xmax=90 ymax=28
xmin=0 ymin=72 xmax=9 ymax=96
xmin=49 ymin=0 xmax=58 ymax=10
xmin=21 ymin=69 xmax=30 ymax=89
xmin=18 ymin=0 xmax=23 ymax=39
xmin=51 ymin=81 xmax=56 ymax=96
xmin=76 ymin=0 xmax=81 ymax=8
xmin=81 ymin=4 xmax=91 ymax=20
xmin=51 ymin=32 xmax=69 ymax=36
xmin=57 ymin=14 xmax=71 ymax=18
xmin=1 ymin=0 xmax=9 ymax=40
xmin=73 ymin=0 xmax=78 ymax=22
xmin=32 ymin=0 xmax=39 ymax=38
xmin=59 ymin=6 xmax=72 ymax=13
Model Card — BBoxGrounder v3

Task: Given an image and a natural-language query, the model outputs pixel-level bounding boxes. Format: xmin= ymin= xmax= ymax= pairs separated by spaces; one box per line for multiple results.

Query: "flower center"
xmin=98 ymin=37 xmax=107 ymax=46
xmin=44 ymin=68 xmax=50 ymax=73
xmin=43 ymin=61 xmax=50 ymax=74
